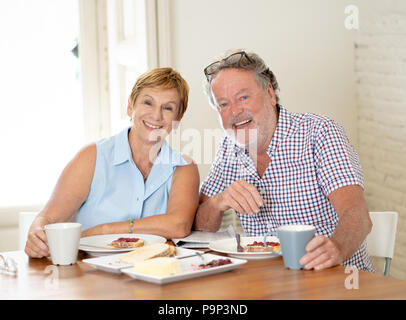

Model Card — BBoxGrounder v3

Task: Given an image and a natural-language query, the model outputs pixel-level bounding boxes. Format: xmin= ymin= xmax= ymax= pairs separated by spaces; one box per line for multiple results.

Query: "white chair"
xmin=366 ymin=211 xmax=398 ymax=276
xmin=18 ymin=211 xmax=39 ymax=250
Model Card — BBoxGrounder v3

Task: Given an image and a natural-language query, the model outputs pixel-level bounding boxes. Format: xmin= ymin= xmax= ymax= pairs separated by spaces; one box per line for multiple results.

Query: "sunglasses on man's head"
xmin=203 ymin=51 xmax=254 ymax=81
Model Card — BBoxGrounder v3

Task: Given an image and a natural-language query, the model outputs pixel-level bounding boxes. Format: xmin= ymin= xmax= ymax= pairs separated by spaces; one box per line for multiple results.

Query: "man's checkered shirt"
xmin=201 ymin=105 xmax=373 ymax=272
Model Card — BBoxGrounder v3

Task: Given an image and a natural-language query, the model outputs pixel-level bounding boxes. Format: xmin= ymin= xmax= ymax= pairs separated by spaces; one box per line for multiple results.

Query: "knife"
xmin=236 ymin=233 xmax=244 ymax=252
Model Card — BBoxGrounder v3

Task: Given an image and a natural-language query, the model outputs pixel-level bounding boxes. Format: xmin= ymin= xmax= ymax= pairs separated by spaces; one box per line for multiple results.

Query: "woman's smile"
xmin=143 ymin=120 xmax=163 ymax=130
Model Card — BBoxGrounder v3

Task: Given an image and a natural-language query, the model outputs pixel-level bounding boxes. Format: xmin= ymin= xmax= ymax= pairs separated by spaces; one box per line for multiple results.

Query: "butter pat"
xmin=132 ymin=257 xmax=181 ymax=277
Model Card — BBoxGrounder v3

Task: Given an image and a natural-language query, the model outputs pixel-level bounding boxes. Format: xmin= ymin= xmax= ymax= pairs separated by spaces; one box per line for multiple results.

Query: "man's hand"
xmin=216 ymin=180 xmax=264 ymax=215
xmin=299 ymin=235 xmax=344 ymax=270
xmin=299 ymin=185 xmax=372 ymax=271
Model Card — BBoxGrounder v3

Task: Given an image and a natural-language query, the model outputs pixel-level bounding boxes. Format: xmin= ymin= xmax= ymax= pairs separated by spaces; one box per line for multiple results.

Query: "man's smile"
xmin=232 ymin=118 xmax=253 ymax=129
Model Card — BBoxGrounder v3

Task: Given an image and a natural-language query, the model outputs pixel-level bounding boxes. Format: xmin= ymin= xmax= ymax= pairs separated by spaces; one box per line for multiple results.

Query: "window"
xmin=106 ymin=0 xmax=172 ymax=134
xmin=0 ymin=0 xmax=84 ymax=207
xmin=0 ymin=0 xmax=168 ymax=209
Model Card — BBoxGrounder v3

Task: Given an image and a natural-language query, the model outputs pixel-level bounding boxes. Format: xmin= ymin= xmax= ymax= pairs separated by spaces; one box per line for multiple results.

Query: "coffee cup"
xmin=44 ymin=223 xmax=82 ymax=265
xmin=264 ymin=224 xmax=316 ymax=270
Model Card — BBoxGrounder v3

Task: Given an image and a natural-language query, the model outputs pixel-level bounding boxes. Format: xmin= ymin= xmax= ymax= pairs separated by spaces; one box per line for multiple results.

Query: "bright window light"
xmin=0 ymin=0 xmax=84 ymax=207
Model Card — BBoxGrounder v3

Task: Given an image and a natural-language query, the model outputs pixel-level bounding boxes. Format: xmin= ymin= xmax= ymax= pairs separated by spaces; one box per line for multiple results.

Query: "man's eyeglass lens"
xmin=204 ymin=51 xmax=253 ymax=79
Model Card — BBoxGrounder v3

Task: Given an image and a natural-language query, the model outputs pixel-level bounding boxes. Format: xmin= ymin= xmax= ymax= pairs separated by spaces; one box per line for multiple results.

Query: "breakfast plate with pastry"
xmin=208 ymin=236 xmax=281 ymax=260
xmin=83 ymin=244 xmax=247 ymax=283
xmin=79 ymin=233 xmax=166 ymax=256
xmin=83 ymin=242 xmax=181 ymax=273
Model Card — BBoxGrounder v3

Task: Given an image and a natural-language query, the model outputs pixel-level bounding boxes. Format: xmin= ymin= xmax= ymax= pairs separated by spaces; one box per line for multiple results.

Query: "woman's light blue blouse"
xmin=74 ymin=127 xmax=187 ymax=230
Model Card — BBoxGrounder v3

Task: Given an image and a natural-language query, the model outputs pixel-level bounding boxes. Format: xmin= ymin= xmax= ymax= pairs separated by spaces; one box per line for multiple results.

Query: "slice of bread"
xmin=132 ymin=257 xmax=180 ymax=277
xmin=120 ymin=243 xmax=175 ymax=264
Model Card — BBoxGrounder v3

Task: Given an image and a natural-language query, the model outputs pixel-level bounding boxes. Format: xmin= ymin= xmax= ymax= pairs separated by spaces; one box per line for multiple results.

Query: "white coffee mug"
xmin=44 ymin=223 xmax=82 ymax=265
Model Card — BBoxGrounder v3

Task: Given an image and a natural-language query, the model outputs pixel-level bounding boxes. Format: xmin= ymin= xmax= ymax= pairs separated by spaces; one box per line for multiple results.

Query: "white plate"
xmin=121 ymin=253 xmax=247 ymax=284
xmin=82 ymin=247 xmax=199 ymax=274
xmin=209 ymin=236 xmax=280 ymax=260
xmin=79 ymin=233 xmax=166 ymax=256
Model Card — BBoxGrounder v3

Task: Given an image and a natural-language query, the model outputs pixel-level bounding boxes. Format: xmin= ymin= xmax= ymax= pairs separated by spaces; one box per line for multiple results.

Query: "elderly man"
xmin=194 ymin=49 xmax=373 ymax=271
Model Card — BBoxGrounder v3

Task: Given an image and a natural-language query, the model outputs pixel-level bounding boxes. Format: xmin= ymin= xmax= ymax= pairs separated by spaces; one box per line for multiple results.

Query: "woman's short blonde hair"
xmin=128 ymin=67 xmax=189 ymax=120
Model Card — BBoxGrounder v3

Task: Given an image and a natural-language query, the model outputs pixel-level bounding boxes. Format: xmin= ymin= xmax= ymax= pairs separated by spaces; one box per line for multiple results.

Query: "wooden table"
xmin=1 ymin=250 xmax=406 ymax=300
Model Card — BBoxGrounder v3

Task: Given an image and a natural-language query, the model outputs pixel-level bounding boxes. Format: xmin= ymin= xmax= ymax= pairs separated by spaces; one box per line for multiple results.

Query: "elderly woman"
xmin=25 ymin=67 xmax=199 ymax=258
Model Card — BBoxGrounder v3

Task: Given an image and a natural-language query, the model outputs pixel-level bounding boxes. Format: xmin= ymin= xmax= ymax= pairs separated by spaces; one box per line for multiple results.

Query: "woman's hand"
xmin=24 ymin=216 xmax=51 ymax=258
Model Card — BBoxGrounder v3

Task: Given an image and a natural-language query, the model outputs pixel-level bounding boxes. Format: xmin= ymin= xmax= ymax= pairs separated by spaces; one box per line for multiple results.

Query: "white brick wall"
xmin=355 ymin=3 xmax=406 ymax=279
